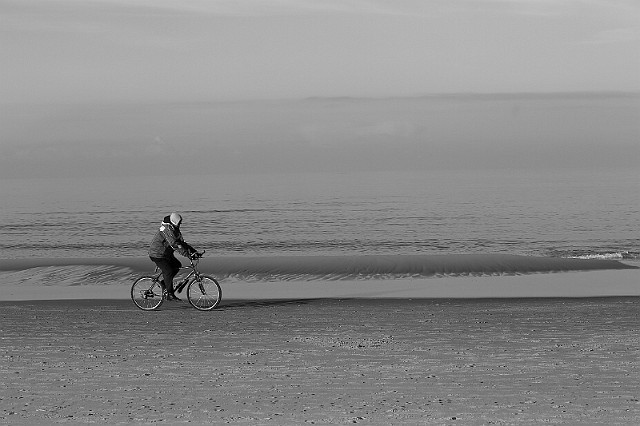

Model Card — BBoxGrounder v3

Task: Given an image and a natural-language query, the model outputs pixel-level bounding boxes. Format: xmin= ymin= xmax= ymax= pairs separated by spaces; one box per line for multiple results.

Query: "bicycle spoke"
xmin=187 ymin=276 xmax=221 ymax=311
xmin=131 ymin=277 xmax=164 ymax=310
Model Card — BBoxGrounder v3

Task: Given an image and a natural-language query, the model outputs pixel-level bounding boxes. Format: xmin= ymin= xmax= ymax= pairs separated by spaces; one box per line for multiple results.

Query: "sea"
xmin=1 ymin=168 xmax=638 ymax=284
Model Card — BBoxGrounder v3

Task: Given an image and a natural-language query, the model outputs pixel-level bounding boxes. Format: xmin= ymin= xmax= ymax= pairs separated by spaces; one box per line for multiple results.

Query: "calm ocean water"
xmin=2 ymin=168 xmax=638 ymax=264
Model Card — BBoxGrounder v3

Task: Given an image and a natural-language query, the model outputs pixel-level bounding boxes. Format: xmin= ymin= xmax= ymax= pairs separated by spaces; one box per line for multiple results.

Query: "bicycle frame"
xmin=152 ymin=255 xmax=202 ymax=293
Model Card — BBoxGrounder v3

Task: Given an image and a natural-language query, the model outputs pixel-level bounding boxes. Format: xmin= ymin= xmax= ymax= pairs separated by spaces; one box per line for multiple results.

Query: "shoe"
xmin=166 ymin=293 xmax=181 ymax=301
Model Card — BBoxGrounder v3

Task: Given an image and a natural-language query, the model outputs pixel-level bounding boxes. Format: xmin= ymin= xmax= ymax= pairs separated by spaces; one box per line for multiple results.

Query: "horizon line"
xmin=2 ymin=90 xmax=639 ymax=107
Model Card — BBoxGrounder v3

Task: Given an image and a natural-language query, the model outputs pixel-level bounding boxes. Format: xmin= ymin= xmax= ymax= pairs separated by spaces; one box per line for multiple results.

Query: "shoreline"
xmin=1 ymin=269 xmax=638 ymax=301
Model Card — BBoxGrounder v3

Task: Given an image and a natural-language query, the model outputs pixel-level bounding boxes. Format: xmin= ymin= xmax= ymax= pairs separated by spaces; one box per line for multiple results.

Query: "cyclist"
xmin=148 ymin=212 xmax=197 ymax=301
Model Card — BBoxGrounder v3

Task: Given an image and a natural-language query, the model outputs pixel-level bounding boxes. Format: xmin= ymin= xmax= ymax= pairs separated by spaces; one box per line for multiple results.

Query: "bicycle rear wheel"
xmin=187 ymin=276 xmax=221 ymax=311
xmin=131 ymin=276 xmax=164 ymax=311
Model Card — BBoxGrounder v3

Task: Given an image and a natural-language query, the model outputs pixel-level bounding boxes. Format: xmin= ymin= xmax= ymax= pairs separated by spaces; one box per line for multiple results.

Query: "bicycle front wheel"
xmin=131 ymin=276 xmax=164 ymax=311
xmin=187 ymin=276 xmax=221 ymax=311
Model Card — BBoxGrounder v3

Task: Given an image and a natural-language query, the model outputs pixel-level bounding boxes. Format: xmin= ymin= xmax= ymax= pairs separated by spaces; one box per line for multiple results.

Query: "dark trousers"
xmin=150 ymin=256 xmax=182 ymax=293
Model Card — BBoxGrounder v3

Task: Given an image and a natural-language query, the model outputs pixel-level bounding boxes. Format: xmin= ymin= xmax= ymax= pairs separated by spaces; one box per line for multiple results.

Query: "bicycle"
xmin=131 ymin=251 xmax=222 ymax=311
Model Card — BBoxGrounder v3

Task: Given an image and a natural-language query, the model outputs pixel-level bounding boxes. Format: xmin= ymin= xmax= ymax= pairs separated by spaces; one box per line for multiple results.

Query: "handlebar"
xmin=189 ymin=250 xmax=205 ymax=260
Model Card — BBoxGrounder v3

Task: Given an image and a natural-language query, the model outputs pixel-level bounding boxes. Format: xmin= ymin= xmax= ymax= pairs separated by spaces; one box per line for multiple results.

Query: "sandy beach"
xmin=1 ymin=270 xmax=639 ymax=424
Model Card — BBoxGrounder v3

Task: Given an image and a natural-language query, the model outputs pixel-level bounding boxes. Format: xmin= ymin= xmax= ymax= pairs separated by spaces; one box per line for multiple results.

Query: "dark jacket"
xmin=148 ymin=216 xmax=192 ymax=259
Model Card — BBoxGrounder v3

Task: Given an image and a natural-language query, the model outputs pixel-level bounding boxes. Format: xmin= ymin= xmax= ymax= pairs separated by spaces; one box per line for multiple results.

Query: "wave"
xmin=564 ymin=251 xmax=638 ymax=261
xmin=544 ymin=247 xmax=640 ymax=261
xmin=0 ymin=254 xmax=636 ymax=282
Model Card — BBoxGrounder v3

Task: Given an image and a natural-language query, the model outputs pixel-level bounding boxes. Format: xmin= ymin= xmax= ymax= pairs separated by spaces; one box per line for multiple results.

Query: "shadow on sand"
xmin=128 ymin=298 xmax=319 ymax=311
xmin=217 ymin=299 xmax=319 ymax=310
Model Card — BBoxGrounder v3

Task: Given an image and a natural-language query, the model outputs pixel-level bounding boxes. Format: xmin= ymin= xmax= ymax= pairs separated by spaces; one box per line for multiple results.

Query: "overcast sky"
xmin=1 ymin=1 xmax=639 ymax=179
xmin=2 ymin=0 xmax=639 ymax=103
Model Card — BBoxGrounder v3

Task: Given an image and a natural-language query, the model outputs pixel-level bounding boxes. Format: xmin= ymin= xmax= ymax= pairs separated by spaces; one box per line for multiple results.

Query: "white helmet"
xmin=169 ymin=212 xmax=182 ymax=227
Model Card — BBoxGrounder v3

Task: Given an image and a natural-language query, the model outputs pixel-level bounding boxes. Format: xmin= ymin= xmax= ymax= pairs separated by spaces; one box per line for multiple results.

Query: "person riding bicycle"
xmin=148 ymin=212 xmax=198 ymax=301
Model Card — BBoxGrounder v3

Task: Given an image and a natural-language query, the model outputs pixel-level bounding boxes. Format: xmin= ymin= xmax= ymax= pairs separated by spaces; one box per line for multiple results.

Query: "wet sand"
xmin=1 ymin=269 xmax=639 ymax=301
xmin=1 ymin=297 xmax=638 ymax=424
